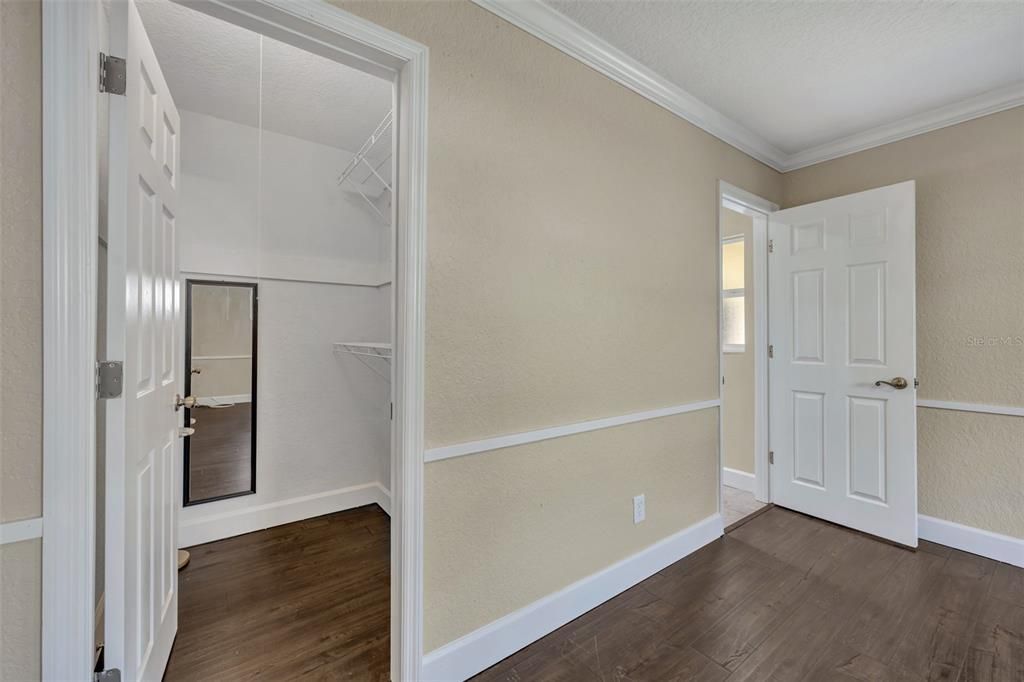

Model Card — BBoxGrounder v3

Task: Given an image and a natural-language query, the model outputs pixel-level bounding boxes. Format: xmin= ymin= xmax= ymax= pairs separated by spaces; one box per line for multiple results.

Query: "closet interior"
xmin=126 ymin=1 xmax=396 ymax=676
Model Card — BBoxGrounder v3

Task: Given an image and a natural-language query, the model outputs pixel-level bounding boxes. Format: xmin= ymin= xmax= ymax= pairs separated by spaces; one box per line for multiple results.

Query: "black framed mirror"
xmin=184 ymin=280 xmax=258 ymax=506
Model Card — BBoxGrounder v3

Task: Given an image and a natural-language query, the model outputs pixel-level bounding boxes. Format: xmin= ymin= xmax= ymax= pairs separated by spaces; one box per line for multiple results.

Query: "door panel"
xmin=848 ymin=396 xmax=886 ymax=502
xmin=848 ymin=262 xmax=886 ymax=365
xmin=792 ymin=390 xmax=825 ymax=488
xmin=106 ymin=1 xmax=181 ymax=679
xmin=792 ymin=269 xmax=824 ymax=363
xmin=769 ymin=181 xmax=916 ymax=547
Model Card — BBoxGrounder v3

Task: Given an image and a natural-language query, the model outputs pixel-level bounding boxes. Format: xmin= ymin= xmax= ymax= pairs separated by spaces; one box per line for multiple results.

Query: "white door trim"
xmin=718 ymin=182 xmax=777 ymax=509
xmin=41 ymin=2 xmax=101 ymax=678
xmin=41 ymin=2 xmax=428 ymax=678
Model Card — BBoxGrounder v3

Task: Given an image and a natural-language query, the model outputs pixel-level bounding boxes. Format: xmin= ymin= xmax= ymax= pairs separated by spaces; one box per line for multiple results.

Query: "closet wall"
xmin=176 ymin=107 xmax=392 ymax=544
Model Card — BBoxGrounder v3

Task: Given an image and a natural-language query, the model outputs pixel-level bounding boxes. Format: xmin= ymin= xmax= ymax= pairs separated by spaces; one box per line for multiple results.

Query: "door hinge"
xmin=768 ymin=239 xmax=774 ymax=253
xmin=721 ymin=375 xmax=725 ymax=386
xmin=95 ymin=669 xmax=121 ymax=682
xmin=99 ymin=53 xmax=126 ymax=95
xmin=914 ymin=377 xmax=919 ymax=388
xmin=769 ymin=450 xmax=774 ymax=465
xmin=768 ymin=344 xmax=774 ymax=358
xmin=390 ymin=402 xmax=394 ymax=420
xmin=96 ymin=361 xmax=124 ymax=399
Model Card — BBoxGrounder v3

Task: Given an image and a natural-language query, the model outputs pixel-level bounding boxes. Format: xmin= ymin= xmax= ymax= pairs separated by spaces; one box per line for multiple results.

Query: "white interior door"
xmin=105 ymin=1 xmax=181 ymax=679
xmin=768 ymin=181 xmax=916 ymax=546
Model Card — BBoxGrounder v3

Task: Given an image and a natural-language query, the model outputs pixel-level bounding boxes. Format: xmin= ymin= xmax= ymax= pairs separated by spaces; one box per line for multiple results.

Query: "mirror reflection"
xmin=184 ymin=281 xmax=257 ymax=505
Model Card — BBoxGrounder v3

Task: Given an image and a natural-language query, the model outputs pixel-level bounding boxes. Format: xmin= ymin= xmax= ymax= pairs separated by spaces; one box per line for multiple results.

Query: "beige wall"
xmin=0 ymin=1 xmax=42 ymax=679
xmin=721 ymin=209 xmax=755 ymax=475
xmin=6 ymin=0 xmax=1017 ymax=668
xmin=337 ymin=1 xmax=782 ymax=448
xmin=334 ymin=0 xmax=782 ymax=650
xmin=782 ymin=107 xmax=1024 ymax=539
xmin=0 ymin=0 xmax=42 ymax=526
xmin=0 ymin=539 xmax=41 ymax=682
xmin=424 ymin=409 xmax=718 ymax=648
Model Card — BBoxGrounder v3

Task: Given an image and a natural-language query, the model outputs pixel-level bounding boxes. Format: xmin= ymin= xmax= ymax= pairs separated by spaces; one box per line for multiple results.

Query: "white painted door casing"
xmin=768 ymin=181 xmax=917 ymax=547
xmin=105 ymin=2 xmax=181 ymax=679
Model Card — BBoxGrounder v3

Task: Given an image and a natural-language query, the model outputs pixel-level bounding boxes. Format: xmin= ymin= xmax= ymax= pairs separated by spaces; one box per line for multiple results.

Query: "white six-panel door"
xmin=105 ymin=1 xmax=181 ymax=679
xmin=768 ymin=181 xmax=917 ymax=547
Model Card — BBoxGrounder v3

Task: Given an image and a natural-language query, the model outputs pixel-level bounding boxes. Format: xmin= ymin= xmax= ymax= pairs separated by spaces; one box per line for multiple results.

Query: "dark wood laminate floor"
xmin=474 ymin=508 xmax=1024 ymax=682
xmin=164 ymin=505 xmax=390 ymax=681
xmin=187 ymin=403 xmax=253 ymax=501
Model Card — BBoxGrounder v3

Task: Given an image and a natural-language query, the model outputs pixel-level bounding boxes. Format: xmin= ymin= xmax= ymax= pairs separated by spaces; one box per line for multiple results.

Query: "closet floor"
xmin=164 ymin=504 xmax=390 ymax=681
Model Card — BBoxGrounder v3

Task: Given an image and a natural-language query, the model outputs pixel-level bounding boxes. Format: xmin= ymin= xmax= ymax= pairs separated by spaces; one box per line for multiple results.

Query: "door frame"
xmin=717 ymin=181 xmax=777 ymax=510
xmin=41 ymin=1 xmax=428 ymax=678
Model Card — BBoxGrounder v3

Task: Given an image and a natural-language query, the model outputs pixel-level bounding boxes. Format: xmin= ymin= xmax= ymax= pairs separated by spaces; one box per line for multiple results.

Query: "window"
xmin=722 ymin=236 xmax=745 ymax=353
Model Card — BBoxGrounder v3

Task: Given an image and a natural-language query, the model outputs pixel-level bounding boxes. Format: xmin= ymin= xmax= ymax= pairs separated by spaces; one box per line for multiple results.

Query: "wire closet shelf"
xmin=333 ymin=342 xmax=392 ymax=381
xmin=337 ymin=109 xmax=393 ymax=225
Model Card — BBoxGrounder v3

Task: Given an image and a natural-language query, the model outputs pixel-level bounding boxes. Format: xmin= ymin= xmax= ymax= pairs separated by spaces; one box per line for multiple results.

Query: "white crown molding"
xmin=470 ymin=0 xmax=789 ymax=171
xmin=472 ymin=0 xmax=1024 ymax=173
xmin=782 ymin=83 xmax=1024 ymax=171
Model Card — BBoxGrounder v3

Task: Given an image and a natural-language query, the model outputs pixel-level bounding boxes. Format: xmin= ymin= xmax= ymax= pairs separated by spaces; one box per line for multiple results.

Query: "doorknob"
xmin=874 ymin=377 xmax=909 ymax=389
xmin=175 ymin=394 xmax=198 ymax=411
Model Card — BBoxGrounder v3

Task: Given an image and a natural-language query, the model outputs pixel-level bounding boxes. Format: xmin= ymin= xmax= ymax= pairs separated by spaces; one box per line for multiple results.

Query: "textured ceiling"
xmin=136 ymin=0 xmax=392 ymax=152
xmin=543 ymin=0 xmax=1024 ymax=155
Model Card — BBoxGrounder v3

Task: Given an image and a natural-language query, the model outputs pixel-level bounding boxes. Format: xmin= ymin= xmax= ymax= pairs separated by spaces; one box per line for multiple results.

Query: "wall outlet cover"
xmin=633 ymin=494 xmax=646 ymax=524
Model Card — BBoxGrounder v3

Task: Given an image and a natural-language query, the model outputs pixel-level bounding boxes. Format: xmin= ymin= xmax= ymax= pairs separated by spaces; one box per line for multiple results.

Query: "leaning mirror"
xmin=184 ymin=281 xmax=257 ymax=505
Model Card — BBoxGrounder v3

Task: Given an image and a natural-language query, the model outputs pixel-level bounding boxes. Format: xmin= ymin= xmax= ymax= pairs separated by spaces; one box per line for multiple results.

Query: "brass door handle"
xmin=874 ymin=377 xmax=909 ymax=390
xmin=175 ymin=394 xmax=198 ymax=411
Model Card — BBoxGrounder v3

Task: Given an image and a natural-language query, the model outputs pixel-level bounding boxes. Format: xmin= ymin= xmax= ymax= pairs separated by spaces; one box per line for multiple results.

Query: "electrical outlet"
xmin=633 ymin=494 xmax=646 ymax=524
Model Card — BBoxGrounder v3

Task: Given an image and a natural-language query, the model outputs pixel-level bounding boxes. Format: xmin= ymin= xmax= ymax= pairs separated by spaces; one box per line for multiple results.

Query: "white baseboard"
xmin=722 ymin=467 xmax=755 ymax=493
xmin=422 ymin=513 xmax=724 ymax=681
xmin=919 ymin=515 xmax=1024 ymax=568
xmin=179 ymin=482 xmax=391 ymax=548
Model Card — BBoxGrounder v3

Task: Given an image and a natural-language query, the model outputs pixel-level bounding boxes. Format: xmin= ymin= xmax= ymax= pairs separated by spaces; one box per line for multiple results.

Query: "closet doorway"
xmin=57 ymin=0 xmax=427 ymax=679
xmin=145 ymin=2 xmax=396 ymax=676
xmin=183 ymin=280 xmax=258 ymax=505
xmin=718 ymin=182 xmax=775 ymax=530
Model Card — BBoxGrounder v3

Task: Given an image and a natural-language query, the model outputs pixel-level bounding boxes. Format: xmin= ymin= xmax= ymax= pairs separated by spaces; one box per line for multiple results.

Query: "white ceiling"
xmin=135 ymin=0 xmax=392 ymax=153
xmin=542 ymin=0 xmax=1024 ymax=162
